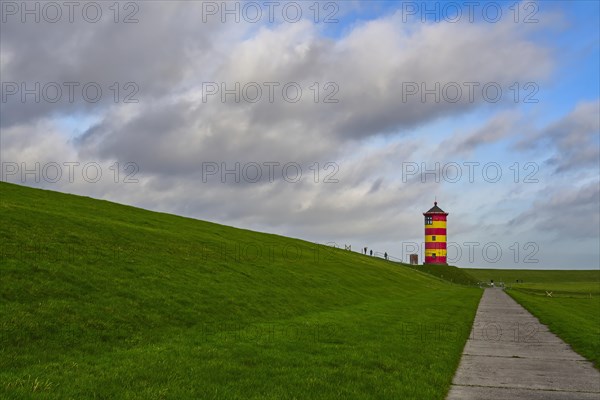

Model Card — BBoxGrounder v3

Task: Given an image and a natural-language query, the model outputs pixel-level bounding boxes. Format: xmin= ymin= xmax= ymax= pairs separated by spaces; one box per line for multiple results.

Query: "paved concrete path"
xmin=447 ymin=288 xmax=600 ymax=400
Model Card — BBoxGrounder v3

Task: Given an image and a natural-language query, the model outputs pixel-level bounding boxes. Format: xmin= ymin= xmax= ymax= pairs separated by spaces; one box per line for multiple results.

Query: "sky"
xmin=1 ymin=0 xmax=599 ymax=269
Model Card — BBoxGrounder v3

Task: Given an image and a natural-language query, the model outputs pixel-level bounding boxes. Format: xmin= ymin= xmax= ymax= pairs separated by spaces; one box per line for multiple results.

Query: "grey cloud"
xmin=516 ymin=100 xmax=600 ymax=174
xmin=3 ymin=7 xmax=555 ymax=180
xmin=509 ymin=182 xmax=600 ymax=238
xmin=368 ymin=177 xmax=384 ymax=194
xmin=0 ymin=2 xmax=245 ymax=128
xmin=439 ymin=110 xmax=525 ymax=156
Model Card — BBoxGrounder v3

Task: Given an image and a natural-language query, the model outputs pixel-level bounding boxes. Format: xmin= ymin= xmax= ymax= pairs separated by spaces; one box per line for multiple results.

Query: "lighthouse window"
xmin=432 ymin=253 xmax=436 ymax=257
xmin=432 ymin=236 xmax=436 ymax=241
xmin=425 ymin=216 xmax=433 ymax=225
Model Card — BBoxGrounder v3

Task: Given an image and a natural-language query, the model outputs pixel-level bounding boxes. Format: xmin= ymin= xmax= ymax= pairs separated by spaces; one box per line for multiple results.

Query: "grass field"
xmin=468 ymin=268 xmax=600 ymax=369
xmin=402 ymin=263 xmax=479 ymax=286
xmin=0 ymin=182 xmax=482 ymax=399
xmin=466 ymin=268 xmax=600 ymax=285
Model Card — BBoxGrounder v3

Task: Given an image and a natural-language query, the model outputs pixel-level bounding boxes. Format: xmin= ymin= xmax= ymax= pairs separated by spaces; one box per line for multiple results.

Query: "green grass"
xmin=466 ymin=268 xmax=600 ymax=285
xmin=468 ymin=268 xmax=600 ymax=369
xmin=0 ymin=182 xmax=482 ymax=399
xmin=401 ymin=263 xmax=479 ymax=286
xmin=508 ymin=282 xmax=599 ymax=297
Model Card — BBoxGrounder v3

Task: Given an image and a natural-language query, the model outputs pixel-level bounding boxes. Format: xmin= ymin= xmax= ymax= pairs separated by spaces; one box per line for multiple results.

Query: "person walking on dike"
xmin=370 ymin=250 xmax=373 ymax=256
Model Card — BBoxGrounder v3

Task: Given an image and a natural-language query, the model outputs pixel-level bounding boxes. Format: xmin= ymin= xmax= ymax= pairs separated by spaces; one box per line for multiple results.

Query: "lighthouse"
xmin=423 ymin=201 xmax=448 ymax=265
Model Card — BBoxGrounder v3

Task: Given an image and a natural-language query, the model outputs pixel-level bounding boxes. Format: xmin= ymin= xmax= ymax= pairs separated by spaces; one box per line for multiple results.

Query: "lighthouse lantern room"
xmin=423 ymin=201 xmax=448 ymax=265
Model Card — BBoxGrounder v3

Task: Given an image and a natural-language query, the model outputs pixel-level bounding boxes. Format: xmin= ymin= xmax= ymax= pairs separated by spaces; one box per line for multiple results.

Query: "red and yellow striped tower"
xmin=423 ymin=201 xmax=448 ymax=265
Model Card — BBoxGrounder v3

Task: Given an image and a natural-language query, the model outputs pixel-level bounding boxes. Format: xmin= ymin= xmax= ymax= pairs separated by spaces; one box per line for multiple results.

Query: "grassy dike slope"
xmin=0 ymin=182 xmax=482 ymax=399
xmin=468 ymin=268 xmax=600 ymax=368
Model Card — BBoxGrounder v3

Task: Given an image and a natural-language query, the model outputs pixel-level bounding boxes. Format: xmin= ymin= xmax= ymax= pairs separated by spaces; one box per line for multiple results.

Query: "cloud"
xmin=439 ymin=110 xmax=525 ymax=156
xmin=0 ymin=2 xmax=249 ymax=128
xmin=64 ymin=12 xmax=555 ymax=180
xmin=509 ymin=181 xmax=600 ymax=239
xmin=515 ymin=100 xmax=600 ymax=174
